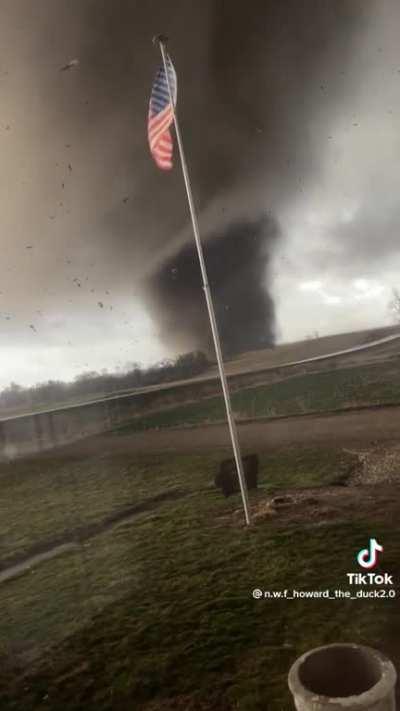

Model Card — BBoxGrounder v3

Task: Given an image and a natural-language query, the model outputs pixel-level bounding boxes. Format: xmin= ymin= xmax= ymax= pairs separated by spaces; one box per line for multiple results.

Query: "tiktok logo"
xmin=357 ymin=538 xmax=384 ymax=569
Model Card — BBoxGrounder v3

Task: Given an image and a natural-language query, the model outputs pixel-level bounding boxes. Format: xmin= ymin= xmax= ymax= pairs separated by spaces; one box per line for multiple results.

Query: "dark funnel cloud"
xmin=147 ymin=216 xmax=279 ymax=357
xmin=141 ymin=0 xmax=369 ymax=354
xmin=0 ymin=0 xmax=374 ymax=381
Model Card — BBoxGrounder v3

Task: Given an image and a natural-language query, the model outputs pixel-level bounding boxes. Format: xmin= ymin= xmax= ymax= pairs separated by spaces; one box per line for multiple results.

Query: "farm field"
xmin=1 ymin=435 xmax=400 ymax=710
xmin=1 ymin=325 xmax=398 ymax=421
xmin=113 ymin=359 xmax=400 ymax=434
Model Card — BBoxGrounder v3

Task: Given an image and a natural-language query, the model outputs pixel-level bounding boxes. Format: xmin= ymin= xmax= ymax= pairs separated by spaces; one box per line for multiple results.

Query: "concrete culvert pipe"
xmin=288 ymin=643 xmax=396 ymax=710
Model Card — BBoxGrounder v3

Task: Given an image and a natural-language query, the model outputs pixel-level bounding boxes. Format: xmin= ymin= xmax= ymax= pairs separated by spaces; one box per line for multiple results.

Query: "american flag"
xmin=147 ymin=57 xmax=177 ymax=170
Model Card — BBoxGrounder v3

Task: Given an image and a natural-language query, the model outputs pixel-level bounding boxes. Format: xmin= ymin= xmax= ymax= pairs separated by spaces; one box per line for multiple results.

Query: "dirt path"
xmin=51 ymin=403 xmax=400 ymax=458
xmin=0 ymin=489 xmax=187 ymax=583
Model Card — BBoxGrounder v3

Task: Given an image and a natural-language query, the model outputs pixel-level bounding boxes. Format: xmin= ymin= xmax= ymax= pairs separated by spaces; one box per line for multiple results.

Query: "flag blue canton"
xmin=149 ymin=61 xmax=177 ymax=115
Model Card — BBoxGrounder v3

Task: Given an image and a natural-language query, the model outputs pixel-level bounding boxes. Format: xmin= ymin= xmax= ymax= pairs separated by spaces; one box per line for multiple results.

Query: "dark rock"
xmin=215 ymin=454 xmax=258 ymax=497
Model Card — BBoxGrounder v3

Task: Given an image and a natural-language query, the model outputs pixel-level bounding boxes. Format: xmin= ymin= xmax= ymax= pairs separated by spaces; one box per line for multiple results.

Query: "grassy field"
xmin=111 ymin=359 xmax=400 ymax=434
xmin=1 ymin=445 xmax=400 ymax=710
xmin=0 ymin=448 xmax=355 ymax=569
xmin=1 ymin=326 xmax=397 ymax=420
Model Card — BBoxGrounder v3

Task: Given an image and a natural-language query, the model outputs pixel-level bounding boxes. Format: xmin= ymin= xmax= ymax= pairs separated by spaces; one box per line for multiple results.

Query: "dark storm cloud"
xmin=312 ymin=200 xmax=400 ymax=278
xmin=1 ymin=0 xmax=377 ymax=357
xmin=144 ymin=1 xmax=371 ymax=352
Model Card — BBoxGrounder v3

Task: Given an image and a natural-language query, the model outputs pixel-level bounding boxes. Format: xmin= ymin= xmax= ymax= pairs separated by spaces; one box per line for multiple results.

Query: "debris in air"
xmin=60 ymin=59 xmax=79 ymax=72
xmin=98 ymin=302 xmax=104 ymax=308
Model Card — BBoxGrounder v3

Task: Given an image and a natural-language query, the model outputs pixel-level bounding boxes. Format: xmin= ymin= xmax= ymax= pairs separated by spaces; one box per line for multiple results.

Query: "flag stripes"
xmin=147 ymin=57 xmax=177 ymax=170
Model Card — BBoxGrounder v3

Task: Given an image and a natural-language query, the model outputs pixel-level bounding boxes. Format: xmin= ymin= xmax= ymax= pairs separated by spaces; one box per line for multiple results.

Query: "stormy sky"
xmin=1 ymin=1 xmax=400 ymax=389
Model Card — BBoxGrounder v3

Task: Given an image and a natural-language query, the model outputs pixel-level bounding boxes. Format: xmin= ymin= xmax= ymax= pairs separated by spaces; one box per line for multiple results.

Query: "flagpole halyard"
xmin=155 ymin=36 xmax=251 ymax=526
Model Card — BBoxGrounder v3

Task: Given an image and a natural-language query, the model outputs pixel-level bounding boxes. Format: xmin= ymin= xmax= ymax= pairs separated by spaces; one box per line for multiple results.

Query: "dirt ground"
xmin=40 ymin=403 xmax=400 ymax=461
xmin=222 ymin=438 xmax=400 ymax=527
xmin=226 ymin=482 xmax=400 ymax=529
xmin=210 ymin=325 xmax=400 ymax=377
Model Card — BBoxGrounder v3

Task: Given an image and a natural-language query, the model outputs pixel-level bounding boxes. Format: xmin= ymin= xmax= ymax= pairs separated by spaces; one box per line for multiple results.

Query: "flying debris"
xmin=29 ymin=324 xmax=37 ymax=332
xmin=68 ymin=164 xmax=72 ymax=172
xmin=98 ymin=301 xmax=104 ymax=308
xmin=122 ymin=197 xmax=129 ymax=203
xmin=59 ymin=58 xmax=79 ymax=72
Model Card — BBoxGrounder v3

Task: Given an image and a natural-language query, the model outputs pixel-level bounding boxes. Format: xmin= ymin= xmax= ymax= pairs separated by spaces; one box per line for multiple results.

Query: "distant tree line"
xmin=0 ymin=351 xmax=210 ymax=412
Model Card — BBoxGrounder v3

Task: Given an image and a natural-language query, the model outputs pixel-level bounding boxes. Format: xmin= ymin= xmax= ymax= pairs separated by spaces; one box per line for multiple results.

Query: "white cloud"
xmin=298 ymin=280 xmax=323 ymax=293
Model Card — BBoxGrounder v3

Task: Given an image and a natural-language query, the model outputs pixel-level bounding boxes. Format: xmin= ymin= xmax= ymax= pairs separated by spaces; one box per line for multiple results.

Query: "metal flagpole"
xmin=154 ymin=35 xmax=251 ymax=525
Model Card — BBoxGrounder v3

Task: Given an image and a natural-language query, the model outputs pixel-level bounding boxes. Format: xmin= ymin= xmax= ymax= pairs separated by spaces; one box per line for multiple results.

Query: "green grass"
xmin=1 ymin=446 xmax=399 ymax=710
xmin=112 ymin=360 xmax=400 ymax=434
xmin=0 ymin=453 xmax=173 ymax=567
xmin=0 ymin=447 xmax=356 ymax=568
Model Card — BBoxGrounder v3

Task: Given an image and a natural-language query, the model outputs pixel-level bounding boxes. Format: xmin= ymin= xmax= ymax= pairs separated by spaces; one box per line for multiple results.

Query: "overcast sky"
xmin=0 ymin=1 xmax=399 ymax=390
